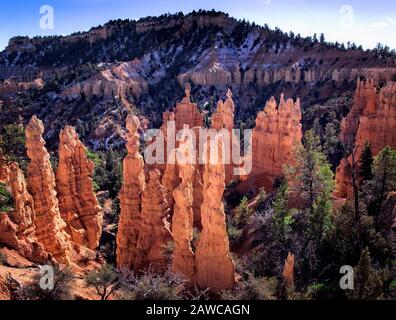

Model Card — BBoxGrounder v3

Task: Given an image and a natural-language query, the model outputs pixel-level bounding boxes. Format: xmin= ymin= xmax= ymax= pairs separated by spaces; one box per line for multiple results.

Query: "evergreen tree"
xmin=359 ymin=141 xmax=373 ymax=182
xmin=347 ymin=247 xmax=388 ymax=300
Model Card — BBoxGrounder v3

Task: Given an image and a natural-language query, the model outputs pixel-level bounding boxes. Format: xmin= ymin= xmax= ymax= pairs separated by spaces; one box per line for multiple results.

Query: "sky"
xmin=0 ymin=0 xmax=395 ymax=51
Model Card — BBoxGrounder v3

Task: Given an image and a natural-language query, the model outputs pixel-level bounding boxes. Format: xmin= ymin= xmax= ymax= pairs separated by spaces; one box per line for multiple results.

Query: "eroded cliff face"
xmin=56 ymin=126 xmax=103 ymax=250
xmin=336 ymin=81 xmax=396 ymax=198
xmin=0 ymin=78 xmax=44 ymax=96
xmin=249 ymin=94 xmax=302 ymax=191
xmin=138 ymin=169 xmax=171 ymax=271
xmin=26 ymin=116 xmax=71 ymax=264
xmin=0 ymin=163 xmax=49 ymax=264
xmin=116 ymin=115 xmax=146 ymax=269
xmin=62 ymin=59 xmax=148 ymax=99
xmin=195 ymin=137 xmax=235 ymax=292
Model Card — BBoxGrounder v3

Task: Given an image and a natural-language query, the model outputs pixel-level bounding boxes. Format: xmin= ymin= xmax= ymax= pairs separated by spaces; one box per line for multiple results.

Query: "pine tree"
xmin=359 ymin=141 xmax=373 ymax=182
xmin=347 ymin=247 xmax=388 ymax=300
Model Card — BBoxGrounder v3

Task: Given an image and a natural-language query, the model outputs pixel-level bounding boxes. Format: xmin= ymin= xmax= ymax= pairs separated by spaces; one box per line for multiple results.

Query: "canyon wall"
xmin=56 ymin=126 xmax=103 ymax=250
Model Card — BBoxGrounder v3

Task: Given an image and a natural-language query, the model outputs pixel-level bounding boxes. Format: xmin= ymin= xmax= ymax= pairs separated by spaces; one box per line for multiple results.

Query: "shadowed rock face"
xmin=249 ymin=94 xmax=302 ymax=191
xmin=116 ymin=115 xmax=146 ymax=269
xmin=336 ymin=80 xmax=396 ymax=198
xmin=25 ymin=116 xmax=71 ymax=264
xmin=195 ymin=137 xmax=235 ymax=292
xmin=0 ymin=163 xmax=49 ymax=264
xmin=56 ymin=126 xmax=103 ymax=250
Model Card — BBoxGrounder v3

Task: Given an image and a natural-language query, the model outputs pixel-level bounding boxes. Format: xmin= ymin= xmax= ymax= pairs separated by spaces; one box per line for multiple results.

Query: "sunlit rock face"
xmin=0 ymin=163 xmax=49 ymax=264
xmin=116 ymin=115 xmax=146 ymax=270
xmin=25 ymin=116 xmax=71 ymax=264
xmin=195 ymin=137 xmax=235 ymax=292
xmin=56 ymin=126 xmax=103 ymax=250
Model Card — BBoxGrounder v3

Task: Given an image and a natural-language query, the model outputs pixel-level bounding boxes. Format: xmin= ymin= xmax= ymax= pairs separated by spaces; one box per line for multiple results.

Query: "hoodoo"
xmin=195 ymin=136 xmax=235 ymax=292
xmin=171 ymin=142 xmax=196 ymax=282
xmin=25 ymin=116 xmax=71 ymax=264
xmin=56 ymin=126 xmax=103 ymax=250
xmin=249 ymin=94 xmax=303 ymax=191
xmin=138 ymin=169 xmax=171 ymax=271
xmin=116 ymin=115 xmax=146 ymax=269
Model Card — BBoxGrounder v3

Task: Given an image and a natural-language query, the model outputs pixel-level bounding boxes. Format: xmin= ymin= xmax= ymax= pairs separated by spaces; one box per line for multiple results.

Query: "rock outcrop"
xmin=171 ymin=143 xmax=196 ymax=281
xmin=173 ymin=83 xmax=203 ymax=131
xmin=0 ymin=163 xmax=49 ymax=264
xmin=0 ymin=78 xmax=44 ymax=96
xmin=195 ymin=136 xmax=235 ymax=292
xmin=336 ymin=81 xmax=396 ymax=198
xmin=62 ymin=59 xmax=148 ymax=99
xmin=26 ymin=116 xmax=71 ymax=264
xmin=249 ymin=94 xmax=302 ymax=191
xmin=211 ymin=89 xmax=239 ymax=184
xmin=56 ymin=126 xmax=103 ymax=249
xmin=282 ymin=252 xmax=295 ymax=289
xmin=340 ymin=78 xmax=377 ymax=145
xmin=138 ymin=169 xmax=171 ymax=271
xmin=116 ymin=115 xmax=146 ymax=269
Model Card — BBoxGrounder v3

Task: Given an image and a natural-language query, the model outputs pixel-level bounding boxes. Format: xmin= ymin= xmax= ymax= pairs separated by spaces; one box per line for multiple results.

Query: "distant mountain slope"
xmin=0 ymin=10 xmax=396 ymax=150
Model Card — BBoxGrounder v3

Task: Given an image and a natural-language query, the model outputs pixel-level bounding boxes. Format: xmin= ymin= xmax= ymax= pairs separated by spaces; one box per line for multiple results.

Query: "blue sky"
xmin=1 ymin=0 xmax=395 ymax=51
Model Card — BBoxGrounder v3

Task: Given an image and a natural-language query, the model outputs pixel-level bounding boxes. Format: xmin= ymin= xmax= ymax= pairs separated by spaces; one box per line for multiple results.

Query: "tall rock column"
xmin=171 ymin=143 xmax=196 ymax=281
xmin=56 ymin=126 xmax=103 ymax=250
xmin=138 ymin=169 xmax=171 ymax=271
xmin=195 ymin=136 xmax=235 ymax=292
xmin=26 ymin=116 xmax=70 ymax=264
xmin=211 ymin=89 xmax=238 ymax=184
xmin=116 ymin=115 xmax=146 ymax=269
xmin=250 ymin=94 xmax=302 ymax=191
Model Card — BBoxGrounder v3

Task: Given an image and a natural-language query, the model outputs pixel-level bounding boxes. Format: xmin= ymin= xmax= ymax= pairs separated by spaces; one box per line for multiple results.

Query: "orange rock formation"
xmin=56 ymin=126 xmax=103 ymax=250
xmin=25 ymin=116 xmax=71 ymax=264
xmin=195 ymin=136 xmax=235 ymax=292
xmin=336 ymin=80 xmax=396 ymax=198
xmin=249 ymin=94 xmax=302 ymax=190
xmin=116 ymin=115 xmax=146 ymax=269
xmin=282 ymin=252 xmax=295 ymax=289
xmin=173 ymin=83 xmax=203 ymax=131
xmin=171 ymin=143 xmax=196 ymax=281
xmin=211 ymin=89 xmax=239 ymax=184
xmin=0 ymin=163 xmax=49 ymax=264
xmin=138 ymin=169 xmax=171 ymax=271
